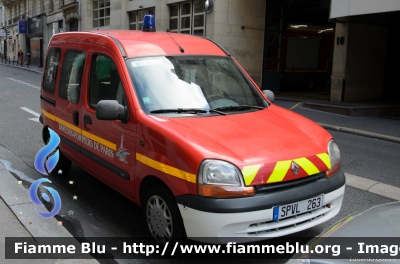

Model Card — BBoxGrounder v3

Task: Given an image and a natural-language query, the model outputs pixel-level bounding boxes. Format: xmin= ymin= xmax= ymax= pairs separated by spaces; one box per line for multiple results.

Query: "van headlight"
xmin=326 ymin=139 xmax=341 ymax=178
xmin=198 ymin=160 xmax=255 ymax=198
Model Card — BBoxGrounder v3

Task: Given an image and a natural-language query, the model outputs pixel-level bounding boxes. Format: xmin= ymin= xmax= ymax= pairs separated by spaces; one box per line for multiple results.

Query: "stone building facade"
xmin=2 ymin=0 xmax=396 ymax=102
xmin=0 ymin=0 xmax=265 ymax=86
xmin=330 ymin=0 xmax=400 ymax=101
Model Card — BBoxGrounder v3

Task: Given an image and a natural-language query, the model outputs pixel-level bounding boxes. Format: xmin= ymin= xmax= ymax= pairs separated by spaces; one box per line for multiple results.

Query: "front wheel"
xmin=143 ymin=185 xmax=186 ymax=244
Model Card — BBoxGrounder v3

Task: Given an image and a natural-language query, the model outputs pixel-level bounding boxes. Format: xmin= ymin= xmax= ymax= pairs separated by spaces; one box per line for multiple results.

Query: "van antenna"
xmin=155 ymin=20 xmax=184 ymax=53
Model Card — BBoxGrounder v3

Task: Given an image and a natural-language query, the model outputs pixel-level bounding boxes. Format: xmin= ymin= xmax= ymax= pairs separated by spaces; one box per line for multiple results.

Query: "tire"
xmin=44 ymin=131 xmax=72 ymax=176
xmin=49 ymin=150 xmax=72 ymax=176
xmin=143 ymin=185 xmax=186 ymax=244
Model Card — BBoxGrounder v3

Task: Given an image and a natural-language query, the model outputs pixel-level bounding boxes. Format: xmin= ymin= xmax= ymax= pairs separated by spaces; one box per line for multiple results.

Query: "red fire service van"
xmin=40 ymin=15 xmax=345 ymax=244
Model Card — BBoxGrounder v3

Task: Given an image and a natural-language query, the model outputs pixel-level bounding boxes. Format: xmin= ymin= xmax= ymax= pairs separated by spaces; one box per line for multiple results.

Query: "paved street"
xmin=0 ymin=63 xmax=399 ymax=263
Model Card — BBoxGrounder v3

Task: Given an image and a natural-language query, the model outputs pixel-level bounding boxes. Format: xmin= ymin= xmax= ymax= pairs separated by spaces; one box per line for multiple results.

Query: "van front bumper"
xmin=176 ymin=170 xmax=345 ymax=243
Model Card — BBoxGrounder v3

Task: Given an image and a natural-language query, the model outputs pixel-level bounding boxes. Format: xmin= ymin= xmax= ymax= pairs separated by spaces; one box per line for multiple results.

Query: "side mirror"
xmin=96 ymin=100 xmax=126 ymax=121
xmin=263 ymin=90 xmax=275 ymax=103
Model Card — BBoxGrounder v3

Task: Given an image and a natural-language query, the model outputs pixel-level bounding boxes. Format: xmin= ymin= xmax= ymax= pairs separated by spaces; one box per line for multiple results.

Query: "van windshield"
xmin=126 ymin=56 xmax=266 ymax=115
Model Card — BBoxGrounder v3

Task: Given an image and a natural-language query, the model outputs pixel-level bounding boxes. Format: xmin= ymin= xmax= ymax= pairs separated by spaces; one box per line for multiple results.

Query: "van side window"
xmin=89 ymin=54 xmax=126 ymax=108
xmin=59 ymin=50 xmax=86 ymax=104
xmin=43 ymin=48 xmax=61 ymax=93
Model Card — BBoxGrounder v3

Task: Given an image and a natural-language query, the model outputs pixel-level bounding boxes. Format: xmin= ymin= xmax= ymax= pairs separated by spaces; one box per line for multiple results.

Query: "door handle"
xmin=84 ymin=114 xmax=92 ymax=125
xmin=72 ymin=111 xmax=79 ymax=126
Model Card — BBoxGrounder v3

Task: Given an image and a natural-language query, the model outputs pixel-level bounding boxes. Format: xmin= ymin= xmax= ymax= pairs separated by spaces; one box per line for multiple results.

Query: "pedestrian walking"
xmin=17 ymin=49 xmax=23 ymax=66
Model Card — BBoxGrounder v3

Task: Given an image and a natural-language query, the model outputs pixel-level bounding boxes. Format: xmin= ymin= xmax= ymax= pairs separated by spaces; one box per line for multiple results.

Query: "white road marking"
xmin=7 ymin=78 xmax=40 ymax=90
xmin=20 ymin=107 xmax=40 ymax=123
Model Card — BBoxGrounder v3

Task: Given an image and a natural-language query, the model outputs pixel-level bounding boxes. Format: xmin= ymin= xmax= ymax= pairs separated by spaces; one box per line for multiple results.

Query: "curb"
xmin=274 ymin=99 xmax=400 ymax=144
xmin=345 ymin=173 xmax=400 ymax=201
xmin=0 ymin=160 xmax=73 ymax=237
xmin=275 ymin=97 xmax=303 ymax=103
xmin=0 ymin=62 xmax=42 ymax=74
xmin=319 ymin=123 xmax=400 ymax=144
xmin=0 ymin=161 xmax=98 ymax=263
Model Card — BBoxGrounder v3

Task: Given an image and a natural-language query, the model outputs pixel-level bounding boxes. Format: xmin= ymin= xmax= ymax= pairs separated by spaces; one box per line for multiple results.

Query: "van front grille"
xmin=255 ymin=172 xmax=326 ymax=194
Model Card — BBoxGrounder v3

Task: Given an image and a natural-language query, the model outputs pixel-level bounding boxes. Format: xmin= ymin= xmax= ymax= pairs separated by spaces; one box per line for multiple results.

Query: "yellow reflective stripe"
xmin=42 ymin=109 xmax=116 ymax=150
xmin=42 ymin=109 xmax=56 ymax=121
xmin=58 ymin=117 xmax=81 ymax=134
xmin=82 ymin=130 xmax=116 ymax=151
xmin=293 ymin=157 xmax=320 ymax=175
xmin=242 ymin=164 xmax=262 ymax=185
xmin=42 ymin=109 xmax=81 ymax=134
xmin=267 ymin=160 xmax=291 ymax=183
xmin=136 ymin=153 xmax=196 ymax=183
xmin=316 ymin=153 xmax=331 ymax=169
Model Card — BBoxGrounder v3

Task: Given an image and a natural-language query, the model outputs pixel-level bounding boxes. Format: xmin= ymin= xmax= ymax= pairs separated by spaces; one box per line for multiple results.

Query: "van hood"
xmin=151 ymin=105 xmax=332 ymax=186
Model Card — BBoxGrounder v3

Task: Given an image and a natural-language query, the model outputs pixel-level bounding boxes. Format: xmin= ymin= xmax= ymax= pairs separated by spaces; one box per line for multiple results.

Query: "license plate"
xmin=273 ymin=196 xmax=323 ymax=221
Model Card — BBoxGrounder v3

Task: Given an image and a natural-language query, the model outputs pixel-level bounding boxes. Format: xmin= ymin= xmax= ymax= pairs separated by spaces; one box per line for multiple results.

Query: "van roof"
xmin=50 ymin=30 xmax=228 ymax=58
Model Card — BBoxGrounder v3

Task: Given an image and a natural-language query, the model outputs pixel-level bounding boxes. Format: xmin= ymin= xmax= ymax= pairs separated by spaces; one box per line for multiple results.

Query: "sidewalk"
xmin=0 ymin=162 xmax=98 ymax=263
xmin=0 ymin=61 xmax=43 ymax=74
xmin=275 ymin=96 xmax=400 ymax=144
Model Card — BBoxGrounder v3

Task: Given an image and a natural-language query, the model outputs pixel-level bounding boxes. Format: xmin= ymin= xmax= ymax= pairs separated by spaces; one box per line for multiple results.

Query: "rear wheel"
xmin=49 ymin=151 xmax=71 ymax=176
xmin=143 ymin=185 xmax=186 ymax=244
xmin=44 ymin=128 xmax=72 ymax=176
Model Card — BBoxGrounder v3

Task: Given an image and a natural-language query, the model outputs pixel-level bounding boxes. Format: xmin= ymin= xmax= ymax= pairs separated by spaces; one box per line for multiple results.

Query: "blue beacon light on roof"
xmin=143 ymin=15 xmax=156 ymax=32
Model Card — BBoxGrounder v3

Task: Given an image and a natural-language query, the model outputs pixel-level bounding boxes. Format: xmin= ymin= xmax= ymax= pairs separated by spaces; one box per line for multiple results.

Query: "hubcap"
xmin=146 ymin=195 xmax=173 ymax=244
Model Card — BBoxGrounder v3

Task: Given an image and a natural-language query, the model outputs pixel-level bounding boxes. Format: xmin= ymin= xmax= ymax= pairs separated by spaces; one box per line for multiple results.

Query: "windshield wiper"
xmin=150 ymin=108 xmax=227 ymax=115
xmin=211 ymin=105 xmax=265 ymax=112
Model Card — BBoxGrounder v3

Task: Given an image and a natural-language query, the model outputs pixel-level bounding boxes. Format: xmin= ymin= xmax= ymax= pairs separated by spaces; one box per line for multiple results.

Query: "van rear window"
xmin=43 ymin=48 xmax=61 ymax=93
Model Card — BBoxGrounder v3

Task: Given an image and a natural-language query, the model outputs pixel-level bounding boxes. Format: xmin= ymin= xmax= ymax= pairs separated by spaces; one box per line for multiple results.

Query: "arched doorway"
xmin=69 ymin=18 xmax=78 ymax=31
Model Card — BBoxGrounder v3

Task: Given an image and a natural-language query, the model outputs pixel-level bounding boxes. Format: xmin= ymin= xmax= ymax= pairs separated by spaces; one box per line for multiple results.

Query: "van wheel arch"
xmin=42 ymin=126 xmax=50 ymax=144
xmin=139 ymin=176 xmax=169 ymax=206
xmin=140 ymin=176 xmax=186 ymax=244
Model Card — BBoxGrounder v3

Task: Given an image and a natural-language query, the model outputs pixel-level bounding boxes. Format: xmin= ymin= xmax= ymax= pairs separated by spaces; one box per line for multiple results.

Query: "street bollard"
xmin=13 ymin=56 xmax=15 ymax=65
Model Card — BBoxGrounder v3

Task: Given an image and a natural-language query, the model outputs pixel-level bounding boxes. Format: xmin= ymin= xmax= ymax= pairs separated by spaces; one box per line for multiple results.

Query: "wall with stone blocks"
xmin=206 ymin=0 xmax=265 ymax=87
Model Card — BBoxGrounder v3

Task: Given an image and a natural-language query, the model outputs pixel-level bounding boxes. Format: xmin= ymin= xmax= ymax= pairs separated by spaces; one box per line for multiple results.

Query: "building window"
xmin=32 ymin=0 xmax=36 ymax=16
xmin=93 ymin=0 xmax=110 ymax=28
xmin=129 ymin=8 xmax=155 ymax=30
xmin=69 ymin=18 xmax=78 ymax=31
xmin=169 ymin=0 xmax=205 ymax=36
xmin=14 ymin=3 xmax=17 ymax=21
xmin=58 ymin=20 xmax=64 ymax=32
